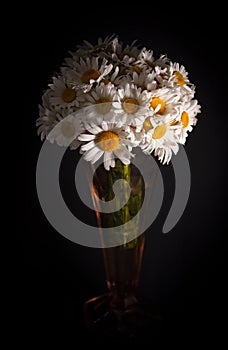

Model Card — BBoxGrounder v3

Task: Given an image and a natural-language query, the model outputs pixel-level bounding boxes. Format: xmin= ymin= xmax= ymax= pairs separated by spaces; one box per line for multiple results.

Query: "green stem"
xmin=93 ymin=160 xmax=144 ymax=248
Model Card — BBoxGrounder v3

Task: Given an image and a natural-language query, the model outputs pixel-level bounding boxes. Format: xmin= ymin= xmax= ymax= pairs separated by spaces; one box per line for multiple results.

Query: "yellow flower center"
xmin=152 ymin=124 xmax=167 ymax=139
xmin=143 ymin=116 xmax=153 ymax=132
xmin=97 ymin=131 xmax=120 ymax=152
xmin=150 ymin=97 xmax=166 ymax=114
xmin=133 ymin=65 xmax=142 ymax=74
xmin=181 ymin=111 xmax=189 ymax=128
xmin=123 ymin=98 xmax=139 ymax=114
xmin=174 ymin=71 xmax=185 ymax=86
xmin=61 ymin=121 xmax=76 ymax=138
xmin=81 ymin=69 xmax=101 ymax=84
xmin=95 ymin=97 xmax=111 ymax=114
xmin=61 ymin=88 xmax=76 ymax=103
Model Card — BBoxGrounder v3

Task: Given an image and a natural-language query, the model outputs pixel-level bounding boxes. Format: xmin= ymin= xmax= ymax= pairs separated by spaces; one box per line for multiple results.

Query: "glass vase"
xmin=83 ymin=158 xmax=163 ymax=339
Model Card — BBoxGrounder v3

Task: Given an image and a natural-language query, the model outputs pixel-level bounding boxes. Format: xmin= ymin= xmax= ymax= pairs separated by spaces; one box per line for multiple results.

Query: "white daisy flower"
xmin=173 ymin=99 xmax=201 ymax=144
xmin=164 ymin=62 xmax=193 ymax=94
xmin=36 ymin=108 xmax=62 ymax=141
xmin=82 ymin=82 xmax=118 ymax=123
xmin=132 ymin=70 xmax=157 ymax=91
xmin=135 ymin=48 xmax=169 ymax=71
xmin=47 ymin=113 xmax=83 ymax=147
xmin=140 ymin=110 xmax=182 ymax=136
xmin=36 ymin=91 xmax=69 ymax=141
xmin=136 ymin=48 xmax=155 ymax=69
xmin=78 ymin=120 xmax=137 ymax=170
xmin=114 ymin=82 xmax=151 ymax=127
xmin=48 ymin=75 xmax=85 ymax=110
xmin=75 ymin=34 xmax=117 ymax=56
xmin=141 ymin=118 xmax=179 ymax=164
xmin=111 ymin=37 xmax=140 ymax=62
xmin=62 ymin=56 xmax=113 ymax=92
xmin=149 ymin=87 xmax=181 ymax=119
xmin=169 ymin=62 xmax=190 ymax=86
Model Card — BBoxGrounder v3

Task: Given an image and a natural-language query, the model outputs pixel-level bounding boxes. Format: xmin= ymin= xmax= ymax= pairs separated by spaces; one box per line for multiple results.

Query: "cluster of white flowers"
xmin=36 ymin=35 xmax=201 ymax=170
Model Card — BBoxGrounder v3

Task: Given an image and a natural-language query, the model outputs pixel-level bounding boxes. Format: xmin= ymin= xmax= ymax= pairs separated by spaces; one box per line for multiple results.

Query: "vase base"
xmin=84 ymin=293 xmax=164 ymax=341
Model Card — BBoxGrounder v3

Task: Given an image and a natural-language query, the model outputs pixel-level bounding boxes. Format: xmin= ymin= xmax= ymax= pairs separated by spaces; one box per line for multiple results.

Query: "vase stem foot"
xmin=84 ymin=293 xmax=164 ymax=341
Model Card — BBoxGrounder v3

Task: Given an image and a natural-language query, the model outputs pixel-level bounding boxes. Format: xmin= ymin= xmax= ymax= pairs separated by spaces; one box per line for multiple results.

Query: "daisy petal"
xmin=80 ymin=140 xmax=95 ymax=151
xmin=84 ymin=147 xmax=102 ymax=162
xmin=78 ymin=134 xmax=95 ymax=141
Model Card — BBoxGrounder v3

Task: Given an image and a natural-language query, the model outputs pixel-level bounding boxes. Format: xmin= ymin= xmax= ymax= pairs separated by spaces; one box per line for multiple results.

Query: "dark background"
xmin=20 ymin=8 xmax=227 ymax=344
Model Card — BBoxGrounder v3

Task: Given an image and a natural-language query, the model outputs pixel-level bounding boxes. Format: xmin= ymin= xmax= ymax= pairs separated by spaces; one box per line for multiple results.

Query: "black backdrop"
xmin=20 ymin=8 xmax=227 ymax=345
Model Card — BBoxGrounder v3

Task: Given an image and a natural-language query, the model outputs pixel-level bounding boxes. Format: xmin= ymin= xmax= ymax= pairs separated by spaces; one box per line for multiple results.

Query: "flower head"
xmin=47 ymin=113 xmax=83 ymax=147
xmin=78 ymin=121 xmax=137 ymax=170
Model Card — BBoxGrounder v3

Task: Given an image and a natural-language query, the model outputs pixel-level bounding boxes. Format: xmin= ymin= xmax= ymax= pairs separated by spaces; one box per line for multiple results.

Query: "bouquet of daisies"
xmin=36 ymin=35 xmax=201 ymax=170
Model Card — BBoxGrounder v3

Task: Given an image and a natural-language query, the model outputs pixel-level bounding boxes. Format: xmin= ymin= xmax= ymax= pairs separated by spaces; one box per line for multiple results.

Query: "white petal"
xmin=91 ymin=150 xmax=104 ymax=163
xmin=119 ymin=157 xmax=131 ymax=165
xmin=154 ymin=104 xmax=161 ymax=113
xmin=80 ymin=140 xmax=95 ymax=151
xmin=114 ymin=146 xmax=132 ymax=163
xmin=84 ymin=147 xmax=101 ymax=161
xmin=101 ymin=120 xmax=108 ymax=131
xmin=78 ymin=134 xmax=95 ymax=141
xmin=86 ymin=123 xmax=103 ymax=134
xmin=104 ymin=152 xmax=114 ymax=170
xmin=104 ymin=161 xmax=110 ymax=171
xmin=103 ymin=64 xmax=113 ymax=76
xmin=125 ymin=83 xmax=131 ymax=97
xmin=104 ymin=151 xmax=113 ymax=163
xmin=111 ymin=159 xmax=115 ymax=168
